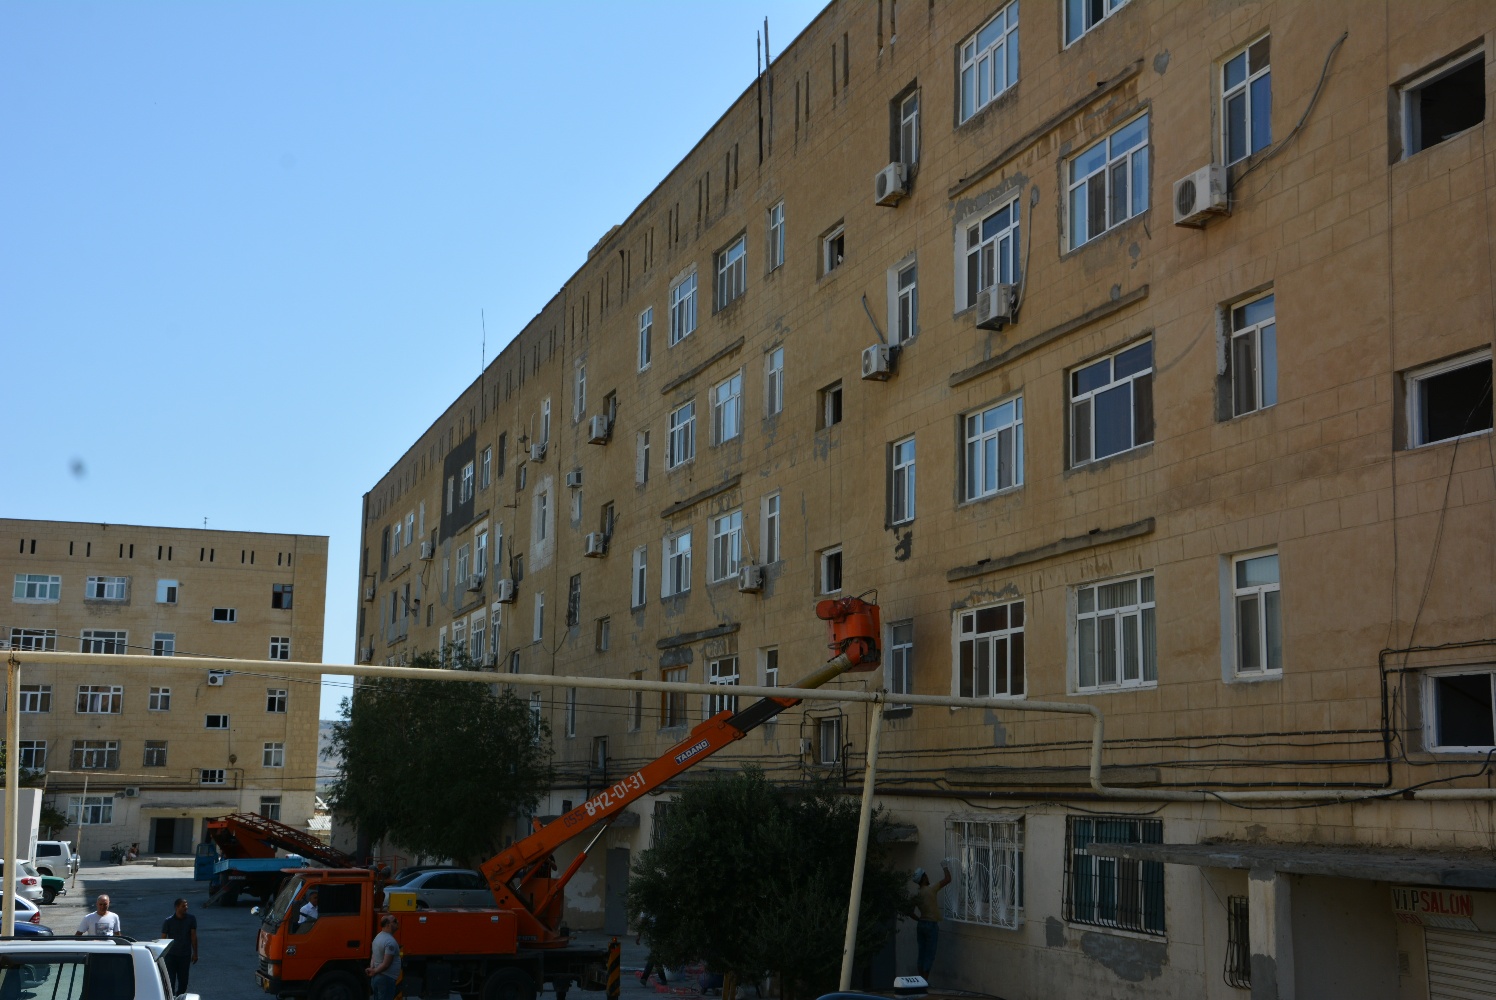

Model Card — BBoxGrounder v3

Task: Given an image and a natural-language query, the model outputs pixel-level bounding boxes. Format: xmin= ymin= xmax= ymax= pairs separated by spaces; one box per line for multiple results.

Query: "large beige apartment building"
xmin=2 ymin=520 xmax=326 ymax=856
xmin=357 ymin=2 xmax=1496 ymax=997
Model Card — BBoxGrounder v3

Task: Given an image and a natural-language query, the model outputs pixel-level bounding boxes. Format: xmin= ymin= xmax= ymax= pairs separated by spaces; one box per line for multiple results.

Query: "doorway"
xmin=150 ymin=818 xmax=194 ymax=854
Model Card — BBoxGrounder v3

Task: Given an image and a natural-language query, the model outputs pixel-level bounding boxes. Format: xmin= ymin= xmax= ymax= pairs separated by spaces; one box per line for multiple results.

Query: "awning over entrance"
xmin=1086 ymin=840 xmax=1496 ymax=889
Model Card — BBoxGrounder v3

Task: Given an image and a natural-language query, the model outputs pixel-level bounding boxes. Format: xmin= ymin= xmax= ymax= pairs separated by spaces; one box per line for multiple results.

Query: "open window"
xmin=1402 ymin=50 xmax=1485 ymax=157
xmin=1405 ymin=349 xmax=1493 ymax=447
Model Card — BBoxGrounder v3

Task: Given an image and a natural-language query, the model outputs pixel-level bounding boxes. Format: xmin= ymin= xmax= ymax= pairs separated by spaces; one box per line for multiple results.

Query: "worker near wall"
xmin=912 ymin=864 xmax=952 ymax=979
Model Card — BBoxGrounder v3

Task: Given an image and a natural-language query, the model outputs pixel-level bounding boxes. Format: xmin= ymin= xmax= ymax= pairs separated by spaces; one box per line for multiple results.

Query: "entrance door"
xmin=172 ymin=819 xmax=194 ymax=855
xmin=1427 ymin=927 xmax=1496 ymax=999
xmin=150 ymin=819 xmax=177 ymax=855
xmin=604 ymin=848 xmax=630 ymax=936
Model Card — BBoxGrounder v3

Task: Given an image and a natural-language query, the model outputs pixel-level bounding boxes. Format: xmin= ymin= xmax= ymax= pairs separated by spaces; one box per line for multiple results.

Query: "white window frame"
xmin=1228 ymin=293 xmax=1278 ymax=417
xmin=767 ymin=202 xmax=785 ymax=271
xmin=18 ymin=685 xmax=51 ymax=713
xmin=891 ymin=437 xmax=916 ymax=524
xmin=212 ymin=607 xmax=237 ymax=623
xmin=710 ymin=510 xmax=744 ymax=583
xmin=205 ymin=714 xmax=229 ymax=730
xmin=536 ymin=492 xmax=549 ymax=543
xmin=267 ymin=688 xmax=288 ymax=713
xmin=152 ymin=632 xmax=175 ymax=657
xmin=1405 ymin=349 xmax=1494 ymax=448
xmin=84 ymin=576 xmax=128 ymax=601
xmin=71 ymin=740 xmax=119 ymax=771
xmin=76 ymin=685 xmax=123 ymax=714
xmin=456 ymin=544 xmax=471 ymax=588
xmin=481 ymin=447 xmax=492 ymax=489
xmin=946 ymin=817 xmax=1025 ymax=929
xmin=638 ymin=307 xmax=654 ymax=370
xmin=156 ymin=579 xmax=178 ymax=604
xmin=392 ymin=519 xmax=403 ymax=555
xmin=716 ymin=235 xmax=747 ymax=310
xmin=888 ymin=621 xmax=914 ymax=701
xmin=476 ymin=530 xmax=488 ymax=573
xmin=960 ymin=198 xmax=1020 ymax=310
xmin=143 ymin=740 xmax=167 ymax=767
xmin=761 ymin=647 xmax=780 ymax=689
xmin=200 ymin=769 xmax=227 ymax=786
xmin=663 ymin=529 xmax=692 ymax=598
xmin=632 ymin=546 xmax=648 ymax=608
xmin=661 ymin=667 xmax=687 ymax=728
xmin=148 ymin=686 xmax=171 ymax=712
xmin=1401 ymin=49 xmax=1487 ymax=158
xmin=669 ymin=271 xmax=698 ymax=346
xmin=460 ymin=461 xmax=475 ymax=504
xmin=269 ymin=636 xmax=291 ymax=660
xmin=1222 ymin=34 xmax=1272 ymax=165
xmin=8 ymin=629 xmax=55 ymax=652
xmin=821 ymin=382 xmax=844 ymax=428
xmin=628 ymin=671 xmax=644 ymax=732
xmin=574 ymin=364 xmax=587 ymax=421
xmin=899 ymin=90 xmax=920 ymax=165
xmin=566 ymin=687 xmax=577 ymax=738
xmin=1067 ymin=114 xmax=1150 ymax=249
xmin=1065 ymin=0 xmax=1130 ymax=46
xmin=762 ymin=493 xmax=781 ymax=564
xmin=766 ymin=347 xmax=785 ymax=416
xmin=263 ymin=742 xmax=285 ymax=768
xmin=408 ymin=510 xmax=417 ymax=545
xmin=1230 ymin=549 xmax=1282 ymax=678
xmin=955 ymin=600 xmax=1026 ymax=698
xmin=541 ymin=397 xmax=552 ymax=445
xmin=1424 ymin=668 xmax=1496 ymax=752
xmin=1070 ymin=340 xmax=1154 ymax=465
xmin=81 ymin=629 xmax=128 ymax=654
xmin=533 ymin=593 xmax=545 ymax=643
xmin=959 ymin=2 xmax=1019 ymax=123
xmin=965 ymin=396 xmax=1024 ymax=500
xmin=707 ymin=656 xmax=740 ymax=715
xmin=712 ymin=372 xmax=743 ymax=444
xmin=822 ymin=224 xmax=846 ymax=274
xmin=636 ymin=430 xmax=651 ymax=484
xmin=667 ymin=401 xmax=696 ymax=469
xmin=12 ymin=574 xmax=61 ymax=603
xmin=1075 ymin=573 xmax=1157 ymax=692
xmin=818 ymin=716 xmax=843 ymax=765
xmin=892 ymin=261 xmax=918 ymax=343
xmin=68 ymin=795 xmax=113 ymax=825
xmin=820 ymin=546 xmax=843 ymax=595
xmin=17 ymin=741 xmax=45 ymax=771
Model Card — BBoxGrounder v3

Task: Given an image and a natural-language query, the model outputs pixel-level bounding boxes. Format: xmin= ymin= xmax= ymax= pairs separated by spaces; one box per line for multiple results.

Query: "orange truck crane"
xmin=254 ymin=597 xmax=880 ymax=1000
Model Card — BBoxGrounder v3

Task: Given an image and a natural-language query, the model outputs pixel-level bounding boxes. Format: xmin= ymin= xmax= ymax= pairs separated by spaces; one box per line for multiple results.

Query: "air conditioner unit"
xmin=975 ymin=283 xmax=1016 ymax=330
xmin=207 ymin=672 xmax=226 ymax=687
xmin=799 ymin=738 xmax=813 ymax=755
xmin=874 ymin=162 xmax=909 ymax=206
xmin=583 ymin=533 xmax=607 ymax=558
xmin=588 ymin=415 xmax=611 ymax=444
xmin=861 ymin=343 xmax=894 ymax=381
xmin=419 ymin=541 xmax=434 ymax=561
xmin=1173 ymin=164 xmax=1229 ymax=227
xmin=494 ymin=579 xmax=517 ymax=604
xmin=737 ymin=565 xmax=764 ymax=593
xmin=124 ymin=787 xmax=139 ymax=798
xmin=362 ymin=581 xmax=375 ymax=602
xmin=360 ymin=645 xmax=375 ymax=664
xmin=466 ymin=573 xmax=485 ymax=593
xmin=529 ymin=442 xmax=547 ymax=462
xmin=565 ymin=469 xmax=584 ymax=489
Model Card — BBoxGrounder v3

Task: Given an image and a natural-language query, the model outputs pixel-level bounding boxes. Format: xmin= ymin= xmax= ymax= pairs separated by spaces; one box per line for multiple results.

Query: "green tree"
xmin=628 ymin=768 xmax=909 ymax=1000
xmin=326 ymin=648 xmax=552 ymax=865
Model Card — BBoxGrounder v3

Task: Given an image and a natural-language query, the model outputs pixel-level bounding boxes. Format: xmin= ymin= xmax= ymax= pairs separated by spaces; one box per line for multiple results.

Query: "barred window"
xmin=1064 ymin=815 xmax=1164 ymax=936
xmin=70 ymin=740 xmax=119 ymax=771
xmin=143 ymin=741 xmax=167 ymax=768
xmin=945 ymin=818 xmax=1024 ymax=929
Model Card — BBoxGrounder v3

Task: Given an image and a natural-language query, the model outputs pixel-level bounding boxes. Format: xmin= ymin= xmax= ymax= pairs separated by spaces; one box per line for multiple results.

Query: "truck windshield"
xmin=263 ymin=874 xmax=305 ymax=930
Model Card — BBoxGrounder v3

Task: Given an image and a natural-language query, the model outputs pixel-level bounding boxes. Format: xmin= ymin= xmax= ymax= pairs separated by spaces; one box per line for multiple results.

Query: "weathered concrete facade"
xmin=3 ymin=519 xmax=326 ymax=855
xmin=358 ymin=2 xmax=1496 ymax=996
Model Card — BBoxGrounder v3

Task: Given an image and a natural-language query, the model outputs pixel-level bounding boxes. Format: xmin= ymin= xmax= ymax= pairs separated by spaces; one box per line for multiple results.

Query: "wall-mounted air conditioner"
xmin=565 ymin=469 xmax=584 ymax=489
xmin=529 ymin=442 xmax=547 ymax=462
xmin=588 ymin=415 xmax=611 ymax=445
xmin=207 ymin=672 xmax=227 ymax=687
xmin=874 ymin=162 xmax=909 ymax=206
xmin=584 ymin=533 xmax=607 ymax=558
xmin=975 ymin=283 xmax=1016 ymax=330
xmin=861 ymin=344 xmax=894 ymax=381
xmin=466 ymin=574 xmax=485 ymax=593
xmin=362 ymin=581 xmax=375 ymax=602
xmin=124 ymin=787 xmax=139 ymax=798
xmin=494 ymin=579 xmax=517 ymax=603
xmin=1173 ymin=164 xmax=1229 ymax=227
xmin=738 ymin=565 xmax=764 ymax=593
xmin=419 ymin=542 xmax=434 ymax=561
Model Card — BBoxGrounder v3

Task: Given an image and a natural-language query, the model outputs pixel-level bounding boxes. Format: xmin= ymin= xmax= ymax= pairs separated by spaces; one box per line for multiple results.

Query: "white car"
xmin=0 ymin=862 xmax=44 ymax=903
xmin=32 ymin=841 xmax=79 ymax=879
xmin=0 ymin=936 xmax=196 ymax=1000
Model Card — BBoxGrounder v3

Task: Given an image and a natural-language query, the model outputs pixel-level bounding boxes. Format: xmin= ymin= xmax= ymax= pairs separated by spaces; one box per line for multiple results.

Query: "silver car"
xmin=381 ymin=868 xmax=493 ymax=909
xmin=0 ymin=862 xmax=45 ymax=903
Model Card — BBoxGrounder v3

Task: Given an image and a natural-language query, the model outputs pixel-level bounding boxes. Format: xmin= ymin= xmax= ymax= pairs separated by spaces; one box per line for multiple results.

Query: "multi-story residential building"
xmin=3 ymin=519 xmax=326 ymax=856
xmin=357 ymin=3 xmax=1496 ymax=997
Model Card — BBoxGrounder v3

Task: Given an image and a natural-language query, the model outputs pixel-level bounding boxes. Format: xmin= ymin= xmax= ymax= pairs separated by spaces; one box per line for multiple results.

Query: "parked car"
xmin=0 ymin=893 xmax=46 ymax=926
xmin=0 ymin=935 xmax=195 ymax=1000
xmin=29 ymin=864 xmax=66 ymax=905
xmin=8 ymin=920 xmax=54 ymax=937
xmin=0 ymin=862 xmax=44 ymax=903
xmin=32 ymin=841 xmax=79 ymax=878
xmin=380 ymin=868 xmax=493 ymax=908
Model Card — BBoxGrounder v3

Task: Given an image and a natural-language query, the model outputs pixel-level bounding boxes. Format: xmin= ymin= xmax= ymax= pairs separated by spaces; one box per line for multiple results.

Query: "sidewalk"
xmin=565 ymin=931 xmax=737 ymax=999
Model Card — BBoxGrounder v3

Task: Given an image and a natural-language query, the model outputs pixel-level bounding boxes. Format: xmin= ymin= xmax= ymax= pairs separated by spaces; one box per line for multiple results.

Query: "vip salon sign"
xmin=1392 ymin=886 xmax=1480 ymax=931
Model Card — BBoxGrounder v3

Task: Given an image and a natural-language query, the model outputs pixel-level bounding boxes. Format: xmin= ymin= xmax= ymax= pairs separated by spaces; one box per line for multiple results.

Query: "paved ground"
xmin=30 ymin=860 xmax=719 ymax=1000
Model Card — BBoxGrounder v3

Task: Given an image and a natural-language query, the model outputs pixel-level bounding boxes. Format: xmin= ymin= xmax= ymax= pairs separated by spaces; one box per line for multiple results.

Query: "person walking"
xmin=161 ymin=898 xmax=198 ymax=993
xmin=635 ymin=912 xmax=667 ymax=987
xmin=366 ymin=914 xmax=401 ymax=1000
xmin=76 ymin=895 xmax=121 ymax=937
xmin=912 ymin=864 xmax=951 ymax=979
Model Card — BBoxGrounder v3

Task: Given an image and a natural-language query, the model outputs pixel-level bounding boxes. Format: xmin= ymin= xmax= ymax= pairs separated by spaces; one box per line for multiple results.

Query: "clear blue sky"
xmin=2 ymin=1 xmax=823 ymax=719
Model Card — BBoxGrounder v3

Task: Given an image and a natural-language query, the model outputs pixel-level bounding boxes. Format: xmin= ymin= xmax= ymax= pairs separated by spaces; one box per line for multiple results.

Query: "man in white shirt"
xmin=76 ymin=895 xmax=122 ymax=937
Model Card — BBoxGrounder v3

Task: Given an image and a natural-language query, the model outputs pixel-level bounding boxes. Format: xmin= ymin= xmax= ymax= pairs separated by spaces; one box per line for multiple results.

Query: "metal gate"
xmin=1427 ymin=927 xmax=1496 ymax=999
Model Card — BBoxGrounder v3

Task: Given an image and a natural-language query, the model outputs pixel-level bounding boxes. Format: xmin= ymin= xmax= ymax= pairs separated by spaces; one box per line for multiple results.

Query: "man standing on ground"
xmin=161 ymin=898 xmax=198 ymax=993
xmin=76 ymin=895 xmax=121 ymax=937
xmin=366 ymin=914 xmax=401 ymax=1000
xmin=912 ymin=864 xmax=951 ymax=980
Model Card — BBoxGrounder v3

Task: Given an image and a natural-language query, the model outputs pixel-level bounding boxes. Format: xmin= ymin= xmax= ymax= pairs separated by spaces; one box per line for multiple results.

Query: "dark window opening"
xmin=1224 ymin=895 xmax=1251 ymax=989
xmin=1413 ymin=356 xmax=1493 ymax=445
xmin=1408 ymin=56 xmax=1485 ymax=154
xmin=1432 ymin=673 xmax=1495 ymax=748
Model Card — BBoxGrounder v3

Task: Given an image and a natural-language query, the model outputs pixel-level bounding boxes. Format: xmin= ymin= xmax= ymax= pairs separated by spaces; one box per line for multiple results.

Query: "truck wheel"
xmin=310 ymin=971 xmax=364 ymax=1000
xmin=481 ymin=969 xmax=536 ymax=1000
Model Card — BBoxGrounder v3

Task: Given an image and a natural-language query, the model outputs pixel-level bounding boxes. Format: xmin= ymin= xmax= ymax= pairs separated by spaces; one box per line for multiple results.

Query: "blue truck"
xmin=195 ymin=844 xmax=309 ymax=906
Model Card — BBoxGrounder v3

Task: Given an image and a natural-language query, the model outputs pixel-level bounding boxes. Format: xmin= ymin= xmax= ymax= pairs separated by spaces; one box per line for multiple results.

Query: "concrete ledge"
xmin=153 ymin=858 xmax=195 ymax=868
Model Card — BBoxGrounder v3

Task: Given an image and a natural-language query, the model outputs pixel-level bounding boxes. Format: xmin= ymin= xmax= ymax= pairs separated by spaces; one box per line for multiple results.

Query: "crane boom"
xmin=478 ymin=596 xmax=881 ymax=946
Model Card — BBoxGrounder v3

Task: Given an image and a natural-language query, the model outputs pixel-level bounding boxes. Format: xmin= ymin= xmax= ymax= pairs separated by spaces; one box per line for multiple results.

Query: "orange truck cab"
xmin=256 ymin=868 xmax=604 ymax=1000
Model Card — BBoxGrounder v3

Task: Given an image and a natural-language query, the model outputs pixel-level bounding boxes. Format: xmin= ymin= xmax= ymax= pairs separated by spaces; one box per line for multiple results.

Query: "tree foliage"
xmin=628 ymin=768 xmax=909 ymax=1000
xmin=326 ymin=649 xmax=552 ymax=865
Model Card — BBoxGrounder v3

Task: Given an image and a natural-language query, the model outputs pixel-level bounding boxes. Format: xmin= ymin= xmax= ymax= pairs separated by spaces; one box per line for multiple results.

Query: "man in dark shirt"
xmin=161 ymin=898 xmax=198 ymax=994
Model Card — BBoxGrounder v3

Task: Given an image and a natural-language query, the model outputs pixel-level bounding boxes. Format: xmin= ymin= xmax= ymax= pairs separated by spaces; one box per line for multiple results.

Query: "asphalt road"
xmin=38 ymin=860 xmax=266 ymax=1000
